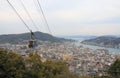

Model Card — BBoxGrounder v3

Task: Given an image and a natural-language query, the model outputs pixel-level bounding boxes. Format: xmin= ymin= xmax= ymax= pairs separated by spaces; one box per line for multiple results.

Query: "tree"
xmin=108 ymin=59 xmax=120 ymax=78
xmin=23 ymin=52 xmax=43 ymax=78
xmin=0 ymin=49 xmax=77 ymax=78
xmin=0 ymin=49 xmax=8 ymax=78
xmin=0 ymin=49 xmax=25 ymax=78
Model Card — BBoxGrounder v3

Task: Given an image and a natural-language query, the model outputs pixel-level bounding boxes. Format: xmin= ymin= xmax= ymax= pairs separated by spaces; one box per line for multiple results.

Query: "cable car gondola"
xmin=28 ymin=31 xmax=37 ymax=49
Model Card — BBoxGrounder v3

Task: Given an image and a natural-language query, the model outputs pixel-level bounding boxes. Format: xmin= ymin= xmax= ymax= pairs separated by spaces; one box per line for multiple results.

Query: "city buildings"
xmin=0 ymin=41 xmax=119 ymax=76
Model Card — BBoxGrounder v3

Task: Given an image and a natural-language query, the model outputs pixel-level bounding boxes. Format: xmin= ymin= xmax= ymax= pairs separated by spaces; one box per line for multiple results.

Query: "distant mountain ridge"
xmin=81 ymin=36 xmax=120 ymax=48
xmin=59 ymin=35 xmax=97 ymax=39
xmin=0 ymin=32 xmax=70 ymax=44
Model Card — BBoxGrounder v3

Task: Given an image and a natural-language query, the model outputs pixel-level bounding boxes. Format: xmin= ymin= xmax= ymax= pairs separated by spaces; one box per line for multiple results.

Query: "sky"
xmin=0 ymin=0 xmax=120 ymax=36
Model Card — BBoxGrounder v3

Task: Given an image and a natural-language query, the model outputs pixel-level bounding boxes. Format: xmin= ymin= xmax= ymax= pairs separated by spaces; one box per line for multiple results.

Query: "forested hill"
xmin=81 ymin=36 xmax=120 ymax=48
xmin=0 ymin=31 xmax=70 ymax=44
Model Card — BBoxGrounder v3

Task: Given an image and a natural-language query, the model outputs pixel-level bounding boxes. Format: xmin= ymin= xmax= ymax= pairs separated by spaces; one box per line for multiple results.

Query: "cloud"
xmin=53 ymin=23 xmax=120 ymax=35
xmin=0 ymin=0 xmax=120 ymax=35
xmin=47 ymin=0 xmax=120 ymax=24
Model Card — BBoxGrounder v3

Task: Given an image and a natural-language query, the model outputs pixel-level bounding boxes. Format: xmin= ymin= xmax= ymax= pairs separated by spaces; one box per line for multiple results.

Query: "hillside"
xmin=0 ymin=31 xmax=70 ymax=44
xmin=81 ymin=36 xmax=120 ymax=48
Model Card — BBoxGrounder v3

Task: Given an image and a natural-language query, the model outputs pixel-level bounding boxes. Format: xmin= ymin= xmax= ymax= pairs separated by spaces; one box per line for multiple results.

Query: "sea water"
xmin=73 ymin=39 xmax=120 ymax=53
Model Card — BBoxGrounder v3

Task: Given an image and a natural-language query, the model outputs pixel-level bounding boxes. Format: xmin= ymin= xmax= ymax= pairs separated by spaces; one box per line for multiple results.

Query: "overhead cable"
xmin=6 ymin=0 xmax=31 ymax=31
xmin=36 ymin=0 xmax=52 ymax=35
xmin=19 ymin=0 xmax=39 ymax=31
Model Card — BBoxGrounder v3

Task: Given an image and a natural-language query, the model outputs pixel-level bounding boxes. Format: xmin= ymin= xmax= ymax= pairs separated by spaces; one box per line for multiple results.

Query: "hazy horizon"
xmin=0 ymin=31 xmax=119 ymax=37
xmin=0 ymin=0 xmax=120 ymax=36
